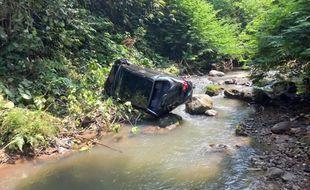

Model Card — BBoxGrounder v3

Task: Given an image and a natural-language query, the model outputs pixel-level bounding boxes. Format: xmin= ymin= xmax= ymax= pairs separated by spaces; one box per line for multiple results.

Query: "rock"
xmin=141 ymin=114 xmax=182 ymax=135
xmin=273 ymin=135 xmax=291 ymax=144
xmin=55 ymin=137 xmax=72 ymax=149
xmin=290 ymin=127 xmax=302 ymax=135
xmin=209 ymin=70 xmax=225 ymax=77
xmin=300 ymin=134 xmax=310 ymax=144
xmin=244 ymin=81 xmax=252 ymax=86
xmin=185 ymin=94 xmax=213 ymax=115
xmin=159 ymin=113 xmax=182 ymax=128
xmin=235 ymin=125 xmax=248 ymax=137
xmin=271 ymin=121 xmax=292 ymax=134
xmin=266 ymin=167 xmax=284 ymax=179
xmin=247 ymin=167 xmax=262 ymax=171
xmin=224 ymin=79 xmax=236 ymax=84
xmin=241 ymin=89 xmax=255 ymax=102
xmin=205 ymin=89 xmax=220 ymax=96
xmin=253 ymin=88 xmax=271 ymax=104
xmin=281 ymin=172 xmax=295 ymax=182
xmin=211 ymin=59 xmax=234 ymax=72
xmin=304 ymin=165 xmax=310 ymax=173
xmin=224 ymin=88 xmax=253 ymax=102
xmin=224 ymin=89 xmax=241 ymax=99
xmin=205 ymin=85 xmax=222 ymax=96
xmin=209 ymin=144 xmax=227 ymax=148
xmin=142 ymin=126 xmax=160 ymax=135
xmin=57 ymin=147 xmax=69 ymax=154
xmin=205 ymin=109 xmax=218 ymax=116
xmin=272 ymin=81 xmax=297 ymax=94
xmin=306 ymin=126 xmax=310 ymax=135
xmin=253 ymin=81 xmax=297 ymax=103
xmin=142 ymin=125 xmax=180 ymax=135
xmin=200 ymin=144 xmax=233 ymax=155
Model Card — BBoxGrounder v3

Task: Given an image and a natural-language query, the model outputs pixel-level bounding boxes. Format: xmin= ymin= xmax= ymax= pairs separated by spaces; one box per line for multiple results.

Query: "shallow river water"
xmin=2 ymin=72 xmax=260 ymax=190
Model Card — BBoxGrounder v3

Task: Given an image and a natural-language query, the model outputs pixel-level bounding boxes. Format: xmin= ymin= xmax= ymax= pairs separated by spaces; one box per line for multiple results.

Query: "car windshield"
xmin=115 ymin=66 xmax=153 ymax=108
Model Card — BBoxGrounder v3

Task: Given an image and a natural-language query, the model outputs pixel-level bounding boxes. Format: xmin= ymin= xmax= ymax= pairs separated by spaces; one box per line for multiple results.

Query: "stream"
xmin=1 ymin=71 xmax=260 ymax=190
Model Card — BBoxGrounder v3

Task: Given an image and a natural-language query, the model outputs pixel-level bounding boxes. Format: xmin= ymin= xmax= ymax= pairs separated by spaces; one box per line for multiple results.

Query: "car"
xmin=104 ymin=59 xmax=193 ymax=117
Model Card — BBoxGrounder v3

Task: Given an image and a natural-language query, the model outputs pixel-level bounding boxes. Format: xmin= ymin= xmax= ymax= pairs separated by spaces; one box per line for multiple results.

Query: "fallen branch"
xmin=92 ymin=140 xmax=123 ymax=153
xmin=76 ymin=135 xmax=123 ymax=153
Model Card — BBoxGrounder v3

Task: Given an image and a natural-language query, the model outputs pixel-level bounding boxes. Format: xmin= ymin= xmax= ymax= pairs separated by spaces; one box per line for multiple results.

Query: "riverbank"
xmin=240 ymin=101 xmax=310 ymax=189
xmin=1 ymin=70 xmax=309 ymax=190
xmin=0 ymin=124 xmax=110 ymax=165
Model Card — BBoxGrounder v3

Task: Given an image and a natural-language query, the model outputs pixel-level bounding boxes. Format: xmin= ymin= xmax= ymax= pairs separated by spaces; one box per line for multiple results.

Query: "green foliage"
xmin=145 ymin=0 xmax=243 ymax=69
xmin=0 ymin=0 xmax=309 ymax=143
xmin=241 ymin=0 xmax=310 ymax=79
xmin=205 ymin=84 xmax=222 ymax=96
xmin=0 ymin=0 xmax=243 ymax=127
xmin=0 ymin=97 xmax=60 ymax=151
xmin=162 ymin=65 xmax=180 ymax=76
xmin=0 ymin=0 xmax=157 ymax=121
xmin=241 ymin=64 xmax=251 ymax=71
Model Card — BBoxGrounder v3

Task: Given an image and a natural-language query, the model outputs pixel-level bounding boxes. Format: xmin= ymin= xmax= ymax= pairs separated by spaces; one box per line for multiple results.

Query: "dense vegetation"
xmin=0 ymin=0 xmax=309 ymax=152
xmin=244 ymin=0 xmax=310 ymax=78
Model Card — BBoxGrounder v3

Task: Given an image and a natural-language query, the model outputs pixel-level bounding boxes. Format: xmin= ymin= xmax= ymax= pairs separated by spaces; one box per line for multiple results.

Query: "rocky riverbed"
xmin=206 ymin=69 xmax=310 ymax=189
xmin=238 ymin=102 xmax=310 ymax=190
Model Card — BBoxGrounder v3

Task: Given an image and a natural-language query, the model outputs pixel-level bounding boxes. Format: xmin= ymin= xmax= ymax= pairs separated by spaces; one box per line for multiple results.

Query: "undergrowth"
xmin=0 ymin=96 xmax=60 ymax=152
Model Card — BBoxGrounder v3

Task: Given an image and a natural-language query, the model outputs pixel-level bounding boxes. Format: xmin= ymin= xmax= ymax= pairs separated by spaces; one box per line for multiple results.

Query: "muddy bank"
xmin=240 ymin=102 xmax=310 ymax=189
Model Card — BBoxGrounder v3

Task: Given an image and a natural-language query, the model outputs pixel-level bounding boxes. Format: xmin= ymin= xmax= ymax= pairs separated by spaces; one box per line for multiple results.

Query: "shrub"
xmin=0 ymin=97 xmax=60 ymax=152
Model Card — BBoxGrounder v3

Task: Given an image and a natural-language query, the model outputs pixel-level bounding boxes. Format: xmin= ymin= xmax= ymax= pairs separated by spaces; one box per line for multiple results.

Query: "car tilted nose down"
xmin=104 ymin=59 xmax=193 ymax=117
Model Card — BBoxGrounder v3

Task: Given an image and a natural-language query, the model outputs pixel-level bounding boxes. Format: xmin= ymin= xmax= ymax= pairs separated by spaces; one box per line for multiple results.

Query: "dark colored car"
xmin=105 ymin=59 xmax=193 ymax=117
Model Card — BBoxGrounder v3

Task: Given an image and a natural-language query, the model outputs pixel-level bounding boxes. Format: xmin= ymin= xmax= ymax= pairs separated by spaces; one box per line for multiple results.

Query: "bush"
xmin=0 ymin=97 xmax=60 ymax=152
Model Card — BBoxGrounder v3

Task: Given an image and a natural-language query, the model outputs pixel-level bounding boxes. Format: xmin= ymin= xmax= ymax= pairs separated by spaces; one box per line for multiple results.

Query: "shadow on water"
xmin=10 ymin=74 xmax=260 ymax=190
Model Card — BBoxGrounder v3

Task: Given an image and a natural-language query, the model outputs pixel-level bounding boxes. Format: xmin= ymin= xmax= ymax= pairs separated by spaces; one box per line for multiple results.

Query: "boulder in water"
xmin=224 ymin=79 xmax=236 ymax=84
xmin=224 ymin=88 xmax=254 ymax=102
xmin=159 ymin=113 xmax=182 ymax=128
xmin=205 ymin=84 xmax=222 ymax=96
xmin=141 ymin=114 xmax=182 ymax=135
xmin=185 ymin=94 xmax=213 ymax=115
xmin=209 ymin=70 xmax=225 ymax=77
xmin=224 ymin=89 xmax=241 ymax=99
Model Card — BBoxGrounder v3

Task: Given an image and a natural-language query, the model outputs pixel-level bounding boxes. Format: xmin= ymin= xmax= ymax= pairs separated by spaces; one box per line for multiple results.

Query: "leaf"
xmin=14 ymin=136 xmax=25 ymax=152
xmin=131 ymin=126 xmax=140 ymax=135
xmin=124 ymin=101 xmax=131 ymax=107
xmin=0 ymin=26 xmax=7 ymax=39
xmin=3 ymin=88 xmax=14 ymax=98
xmin=20 ymin=92 xmax=32 ymax=100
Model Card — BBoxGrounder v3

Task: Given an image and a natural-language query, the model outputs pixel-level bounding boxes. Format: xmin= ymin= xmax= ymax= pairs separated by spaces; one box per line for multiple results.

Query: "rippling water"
xmin=3 ymin=73 xmax=259 ymax=190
